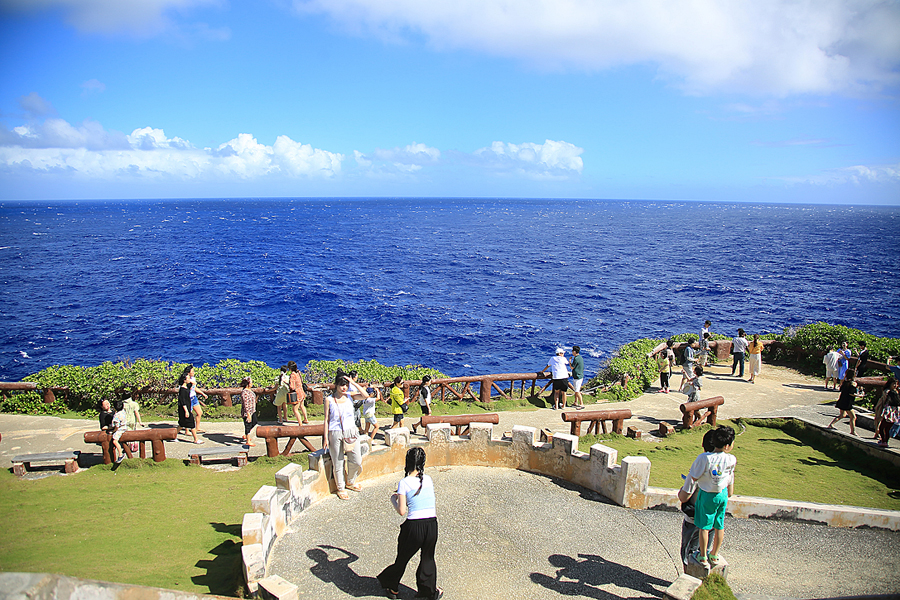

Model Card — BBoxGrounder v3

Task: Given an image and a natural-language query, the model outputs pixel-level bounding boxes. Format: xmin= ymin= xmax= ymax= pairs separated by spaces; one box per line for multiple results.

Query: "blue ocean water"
xmin=0 ymin=198 xmax=898 ymax=382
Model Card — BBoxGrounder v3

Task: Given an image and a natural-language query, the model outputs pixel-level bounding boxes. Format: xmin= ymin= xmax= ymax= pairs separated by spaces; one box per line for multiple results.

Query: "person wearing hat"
xmin=542 ymin=348 xmax=571 ymax=410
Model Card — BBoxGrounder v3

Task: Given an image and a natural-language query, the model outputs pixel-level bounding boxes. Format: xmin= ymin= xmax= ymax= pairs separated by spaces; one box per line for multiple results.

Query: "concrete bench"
xmin=256 ymin=423 xmax=326 ymax=457
xmin=680 ymin=396 xmax=725 ymax=429
xmin=12 ymin=451 xmax=80 ymax=476
xmin=83 ymin=427 xmax=177 ymax=464
xmin=561 ymin=409 xmax=631 ymax=436
xmin=189 ymin=445 xmax=249 ymax=467
xmin=414 ymin=413 xmax=500 ymax=435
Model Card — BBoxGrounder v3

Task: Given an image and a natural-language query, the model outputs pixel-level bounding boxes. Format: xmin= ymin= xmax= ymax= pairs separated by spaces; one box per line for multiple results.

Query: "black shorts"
xmin=393 ymin=413 xmax=404 ymax=423
xmin=552 ymin=378 xmax=568 ymax=391
xmin=420 ymin=404 xmax=431 ymax=416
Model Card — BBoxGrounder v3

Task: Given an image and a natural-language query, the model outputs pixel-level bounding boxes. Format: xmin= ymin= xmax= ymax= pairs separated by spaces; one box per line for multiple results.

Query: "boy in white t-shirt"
xmin=682 ymin=425 xmax=736 ymax=568
xmin=361 ymin=384 xmax=381 ymax=441
xmin=109 ymin=400 xmax=130 ymax=464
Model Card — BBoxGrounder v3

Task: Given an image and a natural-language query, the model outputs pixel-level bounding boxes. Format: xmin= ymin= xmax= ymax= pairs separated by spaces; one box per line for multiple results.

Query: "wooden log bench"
xmin=189 ymin=445 xmax=249 ymax=467
xmin=680 ymin=396 xmax=725 ymax=429
xmin=561 ymin=409 xmax=631 ymax=436
xmin=83 ymin=427 xmax=177 ymax=464
xmin=415 ymin=413 xmax=500 ymax=436
xmin=12 ymin=451 xmax=80 ymax=476
xmin=256 ymin=423 xmax=326 ymax=457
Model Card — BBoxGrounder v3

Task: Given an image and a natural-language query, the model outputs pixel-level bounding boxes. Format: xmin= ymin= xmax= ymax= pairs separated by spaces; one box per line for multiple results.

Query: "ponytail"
xmin=404 ymin=447 xmax=427 ymax=497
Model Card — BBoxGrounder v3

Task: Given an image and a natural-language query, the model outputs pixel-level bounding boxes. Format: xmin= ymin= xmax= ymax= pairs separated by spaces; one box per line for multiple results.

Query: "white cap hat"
xmin=556 ymin=348 xmax=565 ymax=354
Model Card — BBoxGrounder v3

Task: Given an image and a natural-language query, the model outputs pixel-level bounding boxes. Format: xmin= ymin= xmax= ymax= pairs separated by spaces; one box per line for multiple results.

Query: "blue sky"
xmin=1 ymin=0 xmax=898 ymax=203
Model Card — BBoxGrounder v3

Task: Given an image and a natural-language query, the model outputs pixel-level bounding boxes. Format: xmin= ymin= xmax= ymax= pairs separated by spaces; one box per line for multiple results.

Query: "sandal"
xmin=691 ymin=551 xmax=709 ymax=567
xmin=708 ymin=554 xmax=720 ymax=565
xmin=346 ymin=483 xmax=362 ymax=492
xmin=336 ymin=490 xmax=350 ymax=500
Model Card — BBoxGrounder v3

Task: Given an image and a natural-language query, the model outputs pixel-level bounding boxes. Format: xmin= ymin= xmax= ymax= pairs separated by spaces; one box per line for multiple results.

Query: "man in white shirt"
xmin=542 ymin=348 xmax=571 ymax=410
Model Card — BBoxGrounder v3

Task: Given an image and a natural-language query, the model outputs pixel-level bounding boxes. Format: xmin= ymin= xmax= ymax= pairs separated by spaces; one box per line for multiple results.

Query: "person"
xmin=121 ymin=393 xmax=145 ymax=453
xmin=677 ymin=429 xmax=716 ymax=569
xmin=361 ymin=384 xmax=382 ymax=441
xmin=731 ymin=329 xmax=748 ymax=378
xmin=856 ymin=341 xmax=870 ymax=378
xmin=657 ymin=351 xmax=671 ymax=394
xmin=827 ymin=368 xmax=862 ymax=435
xmin=823 ymin=346 xmax=841 ymax=390
xmin=411 ymin=375 xmax=433 ymax=434
xmin=872 ymin=377 xmax=892 ymax=440
xmin=682 ymin=366 xmax=704 ymax=403
xmin=888 ymin=356 xmax=900 ymax=380
xmin=387 ymin=376 xmax=407 ymax=430
xmin=240 ymin=376 xmax=258 ymax=447
xmin=571 ymin=346 xmax=585 ymax=409
xmin=665 ymin=339 xmax=677 ymax=380
xmin=98 ymin=399 xmax=114 ymax=432
xmin=377 ymin=447 xmax=442 ymax=600
xmin=177 ymin=378 xmax=200 ymax=444
xmin=181 ymin=365 xmax=208 ymax=434
xmin=323 ymin=375 xmax=368 ymax=500
xmin=109 ymin=400 xmax=129 ymax=463
xmin=680 ymin=337 xmax=699 ymax=391
xmin=542 ymin=348 xmax=570 ymax=410
xmin=698 ymin=332 xmax=711 ymax=368
xmin=836 ymin=342 xmax=852 ymax=384
xmin=701 ymin=320 xmax=711 ymax=340
xmin=746 ymin=334 xmax=763 ymax=384
xmin=288 ymin=361 xmax=309 ymax=425
xmin=684 ymin=425 xmax=736 ymax=568
xmin=875 ymin=378 xmax=899 ymax=447
xmin=273 ymin=365 xmax=290 ymax=424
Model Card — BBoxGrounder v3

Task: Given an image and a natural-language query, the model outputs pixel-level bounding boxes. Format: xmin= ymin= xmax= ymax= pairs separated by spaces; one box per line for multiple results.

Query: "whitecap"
xmin=19 ymin=351 xmax=30 ymax=358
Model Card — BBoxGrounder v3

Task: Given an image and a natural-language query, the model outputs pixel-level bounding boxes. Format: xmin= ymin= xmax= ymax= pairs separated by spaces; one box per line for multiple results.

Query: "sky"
xmin=0 ymin=0 xmax=899 ymax=204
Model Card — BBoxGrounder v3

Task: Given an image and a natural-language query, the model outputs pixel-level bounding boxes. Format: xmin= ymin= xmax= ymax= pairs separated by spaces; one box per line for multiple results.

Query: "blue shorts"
xmin=694 ymin=488 xmax=728 ymax=530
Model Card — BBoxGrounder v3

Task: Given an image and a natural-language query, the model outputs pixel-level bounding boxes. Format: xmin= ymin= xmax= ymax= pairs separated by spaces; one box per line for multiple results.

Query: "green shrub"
xmin=302 ymin=359 xmax=448 ymax=385
xmin=0 ymin=391 xmax=66 ymax=416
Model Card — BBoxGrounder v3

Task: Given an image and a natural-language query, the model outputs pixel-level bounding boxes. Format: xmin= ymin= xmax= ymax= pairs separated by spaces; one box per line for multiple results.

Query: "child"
xmin=657 ymin=352 xmax=671 ymax=394
xmin=109 ymin=400 xmax=129 ymax=463
xmin=682 ymin=365 xmax=704 ymax=403
xmin=361 ymin=384 xmax=382 ymax=441
xmin=684 ymin=425 xmax=736 ymax=568
xmin=677 ymin=430 xmax=716 ymax=568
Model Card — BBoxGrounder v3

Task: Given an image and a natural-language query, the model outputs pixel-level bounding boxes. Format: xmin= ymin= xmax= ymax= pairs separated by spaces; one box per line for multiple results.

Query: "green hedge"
xmin=769 ymin=322 xmax=900 ymax=374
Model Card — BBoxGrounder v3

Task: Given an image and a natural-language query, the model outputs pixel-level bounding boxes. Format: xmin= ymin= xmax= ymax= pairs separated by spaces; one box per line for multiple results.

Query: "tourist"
xmin=698 ymin=332 xmax=711 ymax=368
xmin=387 ymin=376 xmax=407 ymax=430
xmin=288 ymin=361 xmax=309 ymax=425
xmin=679 ymin=337 xmax=699 ymax=391
xmin=323 ymin=374 xmax=367 ymax=499
xmin=377 ymin=447 xmax=442 ymax=600
xmin=701 ymin=320 xmax=711 ymax=340
xmin=682 ymin=365 xmax=704 ymax=403
xmin=872 ymin=378 xmax=891 ymax=440
xmin=98 ymin=399 xmax=114 ymax=432
xmin=571 ymin=346 xmax=585 ymax=409
xmin=411 ymin=375 xmax=433 ymax=434
xmin=856 ymin=341 xmax=870 ymax=378
xmin=273 ymin=365 xmax=290 ymax=424
xmin=109 ymin=399 xmax=129 ymax=463
xmin=731 ymin=329 xmax=748 ymax=379
xmin=827 ymin=368 xmax=862 ymax=436
xmin=240 ymin=376 xmax=258 ymax=447
xmin=178 ymin=378 xmax=200 ymax=444
xmin=875 ymin=378 xmax=899 ymax=447
xmin=542 ymin=348 xmax=571 ymax=410
xmin=122 ymin=394 xmax=145 ymax=430
xmin=361 ymin=384 xmax=381 ymax=441
xmin=746 ymin=334 xmax=763 ymax=384
xmin=665 ymin=339 xmax=677 ymax=379
xmin=836 ymin=342 xmax=852 ymax=384
xmin=181 ymin=365 xmax=208 ymax=435
xmin=657 ymin=351 xmax=671 ymax=394
xmin=677 ymin=429 xmax=716 ymax=568
xmin=823 ymin=346 xmax=841 ymax=390
xmin=685 ymin=425 xmax=736 ymax=568
xmin=888 ymin=356 xmax=900 ymax=381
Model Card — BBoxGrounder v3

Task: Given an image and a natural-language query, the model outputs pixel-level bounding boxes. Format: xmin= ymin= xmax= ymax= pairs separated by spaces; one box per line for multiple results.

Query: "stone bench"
xmin=12 ymin=451 xmax=80 ymax=476
xmin=680 ymin=396 xmax=725 ymax=429
xmin=83 ymin=427 xmax=177 ymax=464
xmin=561 ymin=409 xmax=631 ymax=436
xmin=256 ymin=423 xmax=326 ymax=457
xmin=189 ymin=445 xmax=249 ymax=467
xmin=413 ymin=413 xmax=500 ymax=435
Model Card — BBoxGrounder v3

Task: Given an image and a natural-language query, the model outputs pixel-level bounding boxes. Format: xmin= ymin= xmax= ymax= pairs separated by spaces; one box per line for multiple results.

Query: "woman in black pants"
xmin=378 ymin=447 xmax=442 ymax=600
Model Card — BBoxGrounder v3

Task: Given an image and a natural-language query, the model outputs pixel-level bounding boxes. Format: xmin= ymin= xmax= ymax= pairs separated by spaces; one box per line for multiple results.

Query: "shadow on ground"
xmin=307 ymin=545 xmax=382 ymax=598
xmin=191 ymin=522 xmax=245 ymax=596
xmin=530 ymin=553 xmax=670 ymax=600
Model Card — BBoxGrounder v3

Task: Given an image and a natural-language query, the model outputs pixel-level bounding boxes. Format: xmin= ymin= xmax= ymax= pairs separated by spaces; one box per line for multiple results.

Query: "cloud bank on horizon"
xmin=0 ymin=0 xmax=898 ymax=203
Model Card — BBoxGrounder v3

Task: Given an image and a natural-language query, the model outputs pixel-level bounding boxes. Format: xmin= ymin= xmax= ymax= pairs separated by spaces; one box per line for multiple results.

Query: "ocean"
xmin=1 ymin=198 xmax=898 ymax=382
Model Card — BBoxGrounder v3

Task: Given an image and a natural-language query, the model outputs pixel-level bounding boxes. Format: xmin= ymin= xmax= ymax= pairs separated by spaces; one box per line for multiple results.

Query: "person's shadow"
xmin=530 ymin=553 xmax=670 ymax=599
xmin=307 ymin=545 xmax=384 ymax=597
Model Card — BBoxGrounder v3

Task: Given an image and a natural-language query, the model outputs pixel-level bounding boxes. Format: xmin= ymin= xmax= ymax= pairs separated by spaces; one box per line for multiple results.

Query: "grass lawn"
xmin=0 ymin=455 xmax=306 ymax=597
xmin=578 ymin=418 xmax=900 ymax=511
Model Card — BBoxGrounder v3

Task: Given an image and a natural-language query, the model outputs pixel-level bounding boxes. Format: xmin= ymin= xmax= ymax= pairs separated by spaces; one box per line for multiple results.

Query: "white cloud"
xmin=355 ymin=142 xmax=441 ymax=175
xmin=0 ymin=0 xmax=229 ymax=39
xmin=782 ymin=162 xmax=900 ymax=185
xmin=293 ymin=0 xmax=900 ymax=96
xmin=473 ymin=139 xmax=583 ymax=179
xmin=0 ymin=114 xmax=344 ymax=181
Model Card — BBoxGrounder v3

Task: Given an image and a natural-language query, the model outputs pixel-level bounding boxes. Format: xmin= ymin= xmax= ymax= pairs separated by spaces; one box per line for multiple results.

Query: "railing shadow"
xmin=191 ymin=522 xmax=244 ymax=596
xmin=530 ymin=553 xmax=669 ymax=599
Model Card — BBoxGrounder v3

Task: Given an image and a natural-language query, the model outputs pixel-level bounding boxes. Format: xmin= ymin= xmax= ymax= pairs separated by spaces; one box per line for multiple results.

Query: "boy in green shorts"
xmin=684 ymin=425 xmax=736 ymax=567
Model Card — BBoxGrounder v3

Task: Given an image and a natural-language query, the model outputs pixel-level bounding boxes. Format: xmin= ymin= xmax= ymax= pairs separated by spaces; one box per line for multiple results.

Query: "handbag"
xmin=337 ymin=406 xmax=359 ymax=445
xmin=288 ymin=391 xmax=298 ymax=403
xmin=401 ymin=401 xmax=409 ymax=413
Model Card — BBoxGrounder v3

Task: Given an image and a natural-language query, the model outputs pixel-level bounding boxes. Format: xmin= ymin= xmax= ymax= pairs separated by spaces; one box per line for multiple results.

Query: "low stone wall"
xmin=240 ymin=421 xmax=900 ymax=595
